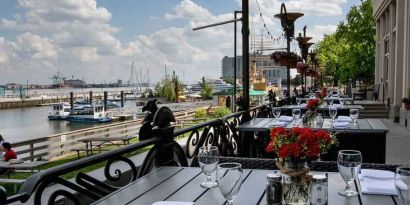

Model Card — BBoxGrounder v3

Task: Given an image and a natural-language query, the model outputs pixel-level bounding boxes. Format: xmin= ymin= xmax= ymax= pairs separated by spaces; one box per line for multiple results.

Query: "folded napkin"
xmin=295 ymin=103 xmax=307 ymax=108
xmin=152 ymin=202 xmax=195 ymax=205
xmin=332 ymin=122 xmax=350 ymax=128
xmin=269 ymin=121 xmax=286 ymax=127
xmin=331 ymin=104 xmax=342 ymax=108
xmin=278 ymin=116 xmax=294 ymax=122
xmin=359 ymin=169 xmax=397 ymax=195
xmin=336 ymin=116 xmax=352 ymax=123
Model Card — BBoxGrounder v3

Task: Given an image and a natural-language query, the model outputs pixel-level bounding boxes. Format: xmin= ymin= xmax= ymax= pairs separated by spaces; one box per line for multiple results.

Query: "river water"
xmin=0 ymin=100 xmax=137 ymax=144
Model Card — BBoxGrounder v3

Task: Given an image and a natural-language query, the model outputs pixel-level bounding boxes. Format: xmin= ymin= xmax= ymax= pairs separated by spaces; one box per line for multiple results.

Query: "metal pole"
xmin=286 ymin=38 xmax=291 ymax=97
xmin=104 ymin=91 xmax=108 ymax=111
xmin=70 ymin=92 xmax=74 ymax=110
xmin=120 ymin=91 xmax=124 ymax=108
xmin=192 ymin=18 xmax=242 ymax=31
xmin=234 ymin=11 xmax=241 ymax=112
xmin=242 ymin=0 xmax=250 ymax=110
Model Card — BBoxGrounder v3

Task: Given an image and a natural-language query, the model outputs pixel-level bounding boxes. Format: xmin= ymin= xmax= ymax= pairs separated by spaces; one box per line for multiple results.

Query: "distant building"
xmin=5 ymin=83 xmax=19 ymax=89
xmin=64 ymin=79 xmax=86 ymax=88
xmin=374 ymin=0 xmax=410 ymax=121
xmin=221 ymin=55 xmax=287 ymax=85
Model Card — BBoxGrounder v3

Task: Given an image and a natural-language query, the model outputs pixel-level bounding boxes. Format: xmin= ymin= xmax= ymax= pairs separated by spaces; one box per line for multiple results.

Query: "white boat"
xmin=48 ymin=102 xmax=71 ymax=120
xmin=189 ymin=79 xmax=233 ymax=93
xmin=67 ymin=104 xmax=111 ymax=123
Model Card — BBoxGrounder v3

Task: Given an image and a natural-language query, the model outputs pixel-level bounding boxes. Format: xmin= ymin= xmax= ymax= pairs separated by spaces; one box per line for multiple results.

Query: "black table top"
xmin=236 ymin=118 xmax=388 ymax=133
xmin=92 ymin=166 xmax=396 ymax=205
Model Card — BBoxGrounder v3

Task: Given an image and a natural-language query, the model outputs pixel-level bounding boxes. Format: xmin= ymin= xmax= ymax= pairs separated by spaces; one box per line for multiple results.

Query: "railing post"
xmin=30 ymin=143 xmax=34 ymax=161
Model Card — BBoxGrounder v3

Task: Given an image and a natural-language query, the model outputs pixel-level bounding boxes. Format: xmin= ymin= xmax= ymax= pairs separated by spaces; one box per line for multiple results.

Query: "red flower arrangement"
xmin=306 ymin=98 xmax=320 ymax=110
xmin=316 ymin=87 xmax=328 ymax=99
xmin=266 ymin=127 xmax=335 ymax=160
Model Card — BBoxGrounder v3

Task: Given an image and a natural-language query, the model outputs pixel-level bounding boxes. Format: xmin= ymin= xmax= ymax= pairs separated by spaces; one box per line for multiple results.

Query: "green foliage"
xmin=200 ymin=77 xmax=214 ymax=100
xmin=194 ymin=108 xmax=208 ymax=119
xmin=223 ymin=77 xmax=235 ymax=85
xmin=211 ymin=107 xmax=231 ymax=118
xmin=141 ymin=88 xmax=154 ymax=98
xmin=154 ymin=77 xmax=184 ymax=102
xmin=291 ymin=74 xmax=302 ymax=86
xmin=317 ymin=0 xmax=375 ymax=84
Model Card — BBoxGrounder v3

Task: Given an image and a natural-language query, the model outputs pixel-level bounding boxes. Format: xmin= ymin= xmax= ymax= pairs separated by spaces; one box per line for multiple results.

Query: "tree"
xmin=316 ymin=0 xmax=375 ymax=85
xmin=154 ymin=77 xmax=184 ymax=102
xmin=199 ymin=77 xmax=214 ymax=100
xmin=291 ymin=74 xmax=302 ymax=86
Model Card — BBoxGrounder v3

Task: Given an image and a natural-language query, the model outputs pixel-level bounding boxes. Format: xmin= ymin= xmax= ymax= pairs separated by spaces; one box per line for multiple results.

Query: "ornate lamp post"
xmin=296 ymin=29 xmax=313 ymax=94
xmin=274 ymin=3 xmax=303 ymax=97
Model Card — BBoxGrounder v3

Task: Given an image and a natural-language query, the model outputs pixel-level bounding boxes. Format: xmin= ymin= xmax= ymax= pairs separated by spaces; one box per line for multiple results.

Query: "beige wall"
xmin=374 ymin=0 xmax=410 ymax=121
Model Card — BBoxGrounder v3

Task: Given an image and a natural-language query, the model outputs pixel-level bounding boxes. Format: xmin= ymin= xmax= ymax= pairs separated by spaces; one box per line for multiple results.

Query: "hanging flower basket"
xmin=296 ymin=62 xmax=305 ymax=73
xmin=270 ymin=51 xmax=301 ymax=68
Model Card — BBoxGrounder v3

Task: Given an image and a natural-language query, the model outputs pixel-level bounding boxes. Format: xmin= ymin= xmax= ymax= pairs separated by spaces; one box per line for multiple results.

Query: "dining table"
xmin=92 ymin=166 xmax=397 ymax=205
xmin=236 ymin=118 xmax=388 ymax=163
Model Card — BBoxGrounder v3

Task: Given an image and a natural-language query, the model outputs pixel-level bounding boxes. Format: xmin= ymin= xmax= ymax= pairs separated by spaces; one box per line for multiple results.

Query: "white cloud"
xmin=16 ymin=32 xmax=57 ymax=59
xmin=308 ymin=24 xmax=338 ymax=43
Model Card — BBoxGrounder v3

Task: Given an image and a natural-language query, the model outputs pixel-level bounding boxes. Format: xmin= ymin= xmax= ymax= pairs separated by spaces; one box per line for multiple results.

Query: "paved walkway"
xmin=382 ymin=119 xmax=410 ymax=165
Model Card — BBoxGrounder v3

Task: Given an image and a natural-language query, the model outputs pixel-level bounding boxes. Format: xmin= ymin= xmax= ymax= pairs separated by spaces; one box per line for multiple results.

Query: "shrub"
xmin=195 ymin=108 xmax=207 ymax=119
xmin=211 ymin=107 xmax=231 ymax=118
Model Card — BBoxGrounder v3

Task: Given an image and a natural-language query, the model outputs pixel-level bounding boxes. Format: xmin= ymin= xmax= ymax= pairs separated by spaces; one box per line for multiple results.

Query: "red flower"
xmin=306 ymin=99 xmax=320 ymax=110
xmin=271 ymin=127 xmax=286 ymax=139
xmin=315 ymin=129 xmax=332 ymax=143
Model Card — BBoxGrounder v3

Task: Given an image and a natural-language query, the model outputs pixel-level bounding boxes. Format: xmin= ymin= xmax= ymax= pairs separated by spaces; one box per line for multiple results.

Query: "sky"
xmin=0 ymin=0 xmax=361 ymax=85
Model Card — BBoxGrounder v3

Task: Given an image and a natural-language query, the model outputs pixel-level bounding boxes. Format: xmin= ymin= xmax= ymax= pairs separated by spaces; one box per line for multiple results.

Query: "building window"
xmin=384 ymin=38 xmax=389 ymax=54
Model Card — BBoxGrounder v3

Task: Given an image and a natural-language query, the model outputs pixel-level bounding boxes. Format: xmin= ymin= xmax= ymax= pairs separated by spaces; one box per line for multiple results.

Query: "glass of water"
xmin=328 ymin=99 xmax=334 ymax=106
xmin=273 ymin=108 xmax=281 ymax=120
xmin=395 ymin=166 xmax=410 ymax=205
xmin=296 ymin=98 xmax=302 ymax=105
xmin=340 ymin=99 xmax=344 ymax=108
xmin=349 ymin=109 xmax=359 ymax=124
xmin=292 ymin=109 xmax=301 ymax=124
xmin=217 ymin=163 xmax=243 ymax=205
xmin=337 ymin=150 xmax=362 ymax=197
xmin=329 ymin=107 xmax=338 ymax=122
xmin=198 ymin=146 xmax=219 ymax=188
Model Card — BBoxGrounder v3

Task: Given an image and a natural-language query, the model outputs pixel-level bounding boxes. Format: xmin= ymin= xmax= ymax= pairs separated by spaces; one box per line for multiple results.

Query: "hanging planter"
xmin=296 ymin=62 xmax=305 ymax=73
xmin=271 ymin=51 xmax=302 ymax=68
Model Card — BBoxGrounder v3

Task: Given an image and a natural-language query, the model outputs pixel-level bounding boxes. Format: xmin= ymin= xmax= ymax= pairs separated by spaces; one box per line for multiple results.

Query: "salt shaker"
xmin=309 ymin=175 xmax=328 ymax=205
xmin=266 ymin=173 xmax=282 ymax=205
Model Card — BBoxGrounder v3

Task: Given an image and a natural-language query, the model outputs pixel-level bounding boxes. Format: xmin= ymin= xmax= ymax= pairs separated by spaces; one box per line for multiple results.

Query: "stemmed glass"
xmin=217 ymin=163 xmax=243 ymax=205
xmin=273 ymin=108 xmax=281 ymax=121
xmin=329 ymin=107 xmax=337 ymax=122
xmin=328 ymin=99 xmax=334 ymax=106
xmin=292 ymin=109 xmax=301 ymax=125
xmin=340 ymin=99 xmax=344 ymax=108
xmin=296 ymin=98 xmax=302 ymax=106
xmin=198 ymin=146 xmax=219 ymax=188
xmin=349 ymin=109 xmax=359 ymax=125
xmin=395 ymin=166 xmax=410 ymax=205
xmin=337 ymin=150 xmax=362 ymax=197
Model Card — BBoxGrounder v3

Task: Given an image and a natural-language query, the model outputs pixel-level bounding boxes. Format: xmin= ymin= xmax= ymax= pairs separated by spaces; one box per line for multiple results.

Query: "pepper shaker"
xmin=309 ymin=175 xmax=328 ymax=205
xmin=266 ymin=173 xmax=282 ymax=205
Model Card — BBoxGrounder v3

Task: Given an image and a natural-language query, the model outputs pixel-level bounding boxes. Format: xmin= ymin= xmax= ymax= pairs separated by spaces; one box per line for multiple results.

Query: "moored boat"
xmin=48 ymin=102 xmax=71 ymax=120
xmin=67 ymin=104 xmax=112 ymax=123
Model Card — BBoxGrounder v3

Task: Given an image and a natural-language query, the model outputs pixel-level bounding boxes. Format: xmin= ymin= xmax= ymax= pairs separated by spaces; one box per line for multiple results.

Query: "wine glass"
xmin=292 ymin=109 xmax=301 ymax=124
xmin=395 ymin=166 xmax=410 ymax=205
xmin=217 ymin=163 xmax=243 ymax=205
xmin=273 ymin=108 xmax=281 ymax=120
xmin=296 ymin=98 xmax=302 ymax=106
xmin=340 ymin=99 xmax=344 ymax=108
xmin=198 ymin=146 xmax=219 ymax=188
xmin=329 ymin=107 xmax=337 ymax=122
xmin=328 ymin=99 xmax=334 ymax=106
xmin=349 ymin=109 xmax=359 ymax=124
xmin=337 ymin=150 xmax=362 ymax=197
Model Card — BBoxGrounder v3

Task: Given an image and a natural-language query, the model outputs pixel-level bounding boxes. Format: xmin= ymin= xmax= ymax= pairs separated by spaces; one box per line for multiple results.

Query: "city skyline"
xmin=0 ymin=0 xmax=360 ymax=84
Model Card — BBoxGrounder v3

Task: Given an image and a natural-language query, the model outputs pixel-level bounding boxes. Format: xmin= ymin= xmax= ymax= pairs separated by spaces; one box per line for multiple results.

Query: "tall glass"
xmin=273 ymin=108 xmax=281 ymax=120
xmin=329 ymin=107 xmax=337 ymax=122
xmin=292 ymin=109 xmax=301 ymax=124
xmin=198 ymin=146 xmax=219 ymax=188
xmin=349 ymin=109 xmax=359 ymax=124
xmin=296 ymin=98 xmax=302 ymax=105
xmin=395 ymin=166 xmax=410 ymax=205
xmin=337 ymin=150 xmax=362 ymax=197
xmin=328 ymin=99 xmax=334 ymax=106
xmin=217 ymin=163 xmax=243 ymax=205
xmin=340 ymin=99 xmax=344 ymax=108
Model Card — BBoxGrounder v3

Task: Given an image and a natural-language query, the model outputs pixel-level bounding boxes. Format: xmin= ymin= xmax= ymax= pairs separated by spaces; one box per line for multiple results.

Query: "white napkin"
xmin=331 ymin=104 xmax=342 ymax=108
xmin=278 ymin=116 xmax=294 ymax=122
xmin=336 ymin=116 xmax=352 ymax=123
xmin=269 ymin=121 xmax=286 ymax=127
xmin=359 ymin=169 xmax=397 ymax=195
xmin=152 ymin=202 xmax=195 ymax=205
xmin=332 ymin=122 xmax=349 ymax=128
xmin=295 ymin=103 xmax=307 ymax=108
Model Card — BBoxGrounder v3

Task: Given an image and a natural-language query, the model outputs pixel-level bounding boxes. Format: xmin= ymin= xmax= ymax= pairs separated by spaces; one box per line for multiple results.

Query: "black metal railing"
xmin=0 ymin=103 xmax=274 ymax=205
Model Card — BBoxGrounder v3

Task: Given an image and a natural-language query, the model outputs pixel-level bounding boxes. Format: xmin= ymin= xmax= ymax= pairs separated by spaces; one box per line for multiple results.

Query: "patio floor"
xmin=382 ymin=119 xmax=410 ymax=165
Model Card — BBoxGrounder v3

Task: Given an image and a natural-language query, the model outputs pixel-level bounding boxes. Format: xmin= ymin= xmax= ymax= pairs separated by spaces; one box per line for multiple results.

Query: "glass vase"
xmin=282 ymin=162 xmax=310 ymax=205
